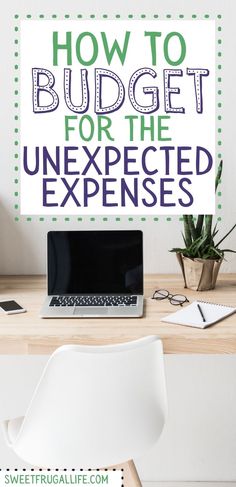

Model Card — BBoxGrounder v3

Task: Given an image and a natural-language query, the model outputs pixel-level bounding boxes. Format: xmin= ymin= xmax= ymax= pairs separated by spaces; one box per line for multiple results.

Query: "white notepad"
xmin=161 ymin=301 xmax=236 ymax=329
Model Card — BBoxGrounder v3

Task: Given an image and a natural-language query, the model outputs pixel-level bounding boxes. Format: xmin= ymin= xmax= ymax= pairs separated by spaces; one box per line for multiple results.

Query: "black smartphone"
xmin=0 ymin=300 xmax=26 ymax=314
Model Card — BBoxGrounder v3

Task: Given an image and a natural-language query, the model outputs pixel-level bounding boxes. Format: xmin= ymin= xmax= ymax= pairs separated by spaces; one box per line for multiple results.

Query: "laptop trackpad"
xmin=73 ymin=307 xmax=108 ymax=316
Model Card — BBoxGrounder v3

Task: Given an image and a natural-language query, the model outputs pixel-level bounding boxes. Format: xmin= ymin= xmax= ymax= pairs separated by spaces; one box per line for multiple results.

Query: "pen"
xmin=197 ymin=303 xmax=206 ymax=322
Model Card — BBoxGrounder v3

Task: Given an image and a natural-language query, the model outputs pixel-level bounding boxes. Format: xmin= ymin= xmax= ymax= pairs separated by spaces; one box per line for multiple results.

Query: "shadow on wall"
xmin=0 ymin=201 xmax=236 ymax=274
xmin=0 ymin=202 xmax=46 ymax=275
xmin=0 ymin=198 xmax=184 ymax=275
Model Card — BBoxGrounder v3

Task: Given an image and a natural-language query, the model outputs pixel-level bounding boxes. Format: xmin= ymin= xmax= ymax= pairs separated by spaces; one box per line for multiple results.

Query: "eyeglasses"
xmin=152 ymin=289 xmax=189 ymax=306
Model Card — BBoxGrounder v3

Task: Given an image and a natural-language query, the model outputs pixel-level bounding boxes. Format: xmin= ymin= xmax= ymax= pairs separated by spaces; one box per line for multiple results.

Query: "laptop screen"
xmin=47 ymin=231 xmax=143 ymax=295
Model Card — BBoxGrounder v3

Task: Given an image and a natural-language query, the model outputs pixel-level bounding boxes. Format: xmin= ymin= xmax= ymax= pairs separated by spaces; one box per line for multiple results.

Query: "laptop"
xmin=40 ymin=230 xmax=143 ymax=318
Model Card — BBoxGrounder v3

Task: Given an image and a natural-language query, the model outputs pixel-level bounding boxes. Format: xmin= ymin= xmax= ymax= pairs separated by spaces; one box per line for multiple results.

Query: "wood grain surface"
xmin=0 ymin=274 xmax=236 ymax=354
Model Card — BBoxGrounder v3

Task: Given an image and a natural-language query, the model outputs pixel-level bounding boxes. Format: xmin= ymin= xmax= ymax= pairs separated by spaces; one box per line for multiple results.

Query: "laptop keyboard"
xmin=49 ymin=295 xmax=138 ymax=307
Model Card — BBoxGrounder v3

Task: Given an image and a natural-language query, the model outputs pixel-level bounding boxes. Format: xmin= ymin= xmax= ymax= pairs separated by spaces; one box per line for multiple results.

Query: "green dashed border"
xmin=217 ymin=20 xmax=222 ymax=222
xmin=13 ymin=13 xmax=222 ymax=223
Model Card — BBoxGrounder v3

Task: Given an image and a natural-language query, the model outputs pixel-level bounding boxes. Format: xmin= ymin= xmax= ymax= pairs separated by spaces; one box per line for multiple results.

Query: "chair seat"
xmin=2 ymin=337 xmax=167 ymax=469
xmin=4 ymin=417 xmax=24 ymax=446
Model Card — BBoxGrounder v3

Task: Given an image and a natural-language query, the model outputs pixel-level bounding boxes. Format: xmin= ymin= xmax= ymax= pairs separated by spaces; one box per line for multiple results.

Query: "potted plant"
xmin=171 ymin=161 xmax=236 ymax=291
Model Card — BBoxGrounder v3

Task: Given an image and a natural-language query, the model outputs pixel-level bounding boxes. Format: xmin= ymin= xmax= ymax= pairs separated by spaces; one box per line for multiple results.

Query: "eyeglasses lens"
xmin=153 ymin=289 xmax=169 ymax=300
xmin=169 ymin=294 xmax=187 ymax=305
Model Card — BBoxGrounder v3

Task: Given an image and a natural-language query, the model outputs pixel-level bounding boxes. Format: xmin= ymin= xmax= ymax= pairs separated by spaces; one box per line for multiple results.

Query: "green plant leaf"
xmin=208 ymin=246 xmax=223 ymax=259
xmin=220 ymin=249 xmax=236 ymax=253
xmin=183 ymin=215 xmax=192 ymax=247
xmin=215 ymin=160 xmax=223 ymax=191
xmin=188 ymin=215 xmax=197 ymax=240
xmin=181 ymin=232 xmax=187 ymax=248
xmin=196 ymin=215 xmax=204 ymax=237
xmin=212 ymin=223 xmax=219 ymax=239
xmin=215 ymin=223 xmax=236 ymax=247
xmin=204 ymin=215 xmax=213 ymax=239
xmin=170 ymin=248 xmax=186 ymax=253
xmin=173 ymin=167 xmax=236 ymax=259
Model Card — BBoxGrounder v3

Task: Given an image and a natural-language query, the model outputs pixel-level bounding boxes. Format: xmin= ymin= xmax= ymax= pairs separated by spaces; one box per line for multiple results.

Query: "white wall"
xmin=1 ymin=0 xmax=236 ymax=274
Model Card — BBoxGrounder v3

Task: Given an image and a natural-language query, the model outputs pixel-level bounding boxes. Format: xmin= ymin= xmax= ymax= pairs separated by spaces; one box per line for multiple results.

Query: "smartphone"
xmin=0 ymin=300 xmax=26 ymax=314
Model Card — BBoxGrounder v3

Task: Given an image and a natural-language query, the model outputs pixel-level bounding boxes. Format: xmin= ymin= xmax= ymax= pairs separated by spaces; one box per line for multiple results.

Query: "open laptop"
xmin=40 ymin=230 xmax=143 ymax=318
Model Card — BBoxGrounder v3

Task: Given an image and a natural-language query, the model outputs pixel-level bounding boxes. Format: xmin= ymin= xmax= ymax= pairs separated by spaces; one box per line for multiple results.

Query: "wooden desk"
xmin=0 ymin=274 xmax=236 ymax=354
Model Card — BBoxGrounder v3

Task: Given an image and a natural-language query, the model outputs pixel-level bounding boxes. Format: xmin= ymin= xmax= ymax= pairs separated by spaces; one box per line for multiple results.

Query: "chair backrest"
xmin=13 ymin=336 xmax=167 ymax=468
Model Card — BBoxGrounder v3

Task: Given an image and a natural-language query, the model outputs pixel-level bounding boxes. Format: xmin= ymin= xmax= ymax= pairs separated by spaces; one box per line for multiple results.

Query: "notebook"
xmin=161 ymin=300 xmax=236 ymax=329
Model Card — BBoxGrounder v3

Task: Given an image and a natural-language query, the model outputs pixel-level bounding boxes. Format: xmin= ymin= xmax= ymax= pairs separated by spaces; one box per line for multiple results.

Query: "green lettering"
xmin=79 ymin=115 xmax=94 ymax=141
xmin=144 ymin=31 xmax=162 ymax=65
xmin=158 ymin=115 xmax=172 ymax=141
xmin=164 ymin=32 xmax=186 ymax=66
xmin=65 ymin=115 xmax=77 ymax=141
xmin=101 ymin=31 xmax=131 ymax=65
xmin=76 ymin=32 xmax=98 ymax=66
xmin=53 ymin=31 xmax=72 ymax=66
xmin=140 ymin=115 xmax=155 ymax=141
xmin=97 ymin=116 xmax=114 ymax=141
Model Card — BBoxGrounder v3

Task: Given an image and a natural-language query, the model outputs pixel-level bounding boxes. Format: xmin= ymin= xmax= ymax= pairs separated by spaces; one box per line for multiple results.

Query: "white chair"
xmin=2 ymin=336 xmax=167 ymax=485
